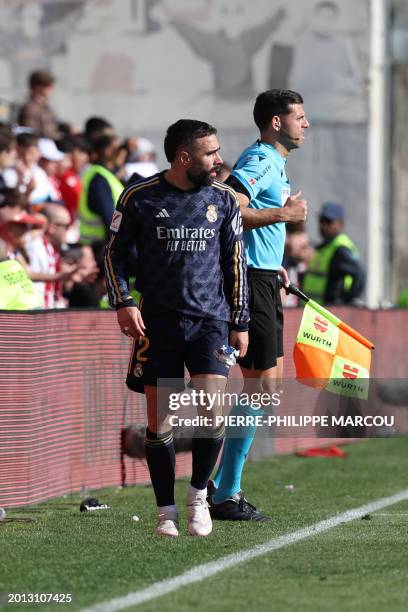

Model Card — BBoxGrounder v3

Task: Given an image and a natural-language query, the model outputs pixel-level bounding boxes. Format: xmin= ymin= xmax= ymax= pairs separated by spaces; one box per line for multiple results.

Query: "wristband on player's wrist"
xmin=116 ymin=299 xmax=137 ymax=310
xmin=229 ymin=323 xmax=249 ymax=332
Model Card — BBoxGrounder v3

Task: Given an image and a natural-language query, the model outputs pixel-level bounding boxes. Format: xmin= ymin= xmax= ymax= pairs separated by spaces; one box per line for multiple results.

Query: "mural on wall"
xmin=287 ymin=1 xmax=367 ymax=122
xmin=0 ymin=0 xmax=369 ymax=132
xmin=0 ymin=0 xmax=372 ymax=268
xmin=170 ymin=6 xmax=286 ymax=101
xmin=0 ymin=0 xmax=86 ymax=100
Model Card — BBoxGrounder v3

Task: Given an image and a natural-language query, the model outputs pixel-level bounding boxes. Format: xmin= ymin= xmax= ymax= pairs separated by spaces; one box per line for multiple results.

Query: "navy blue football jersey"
xmin=104 ymin=172 xmax=249 ymax=329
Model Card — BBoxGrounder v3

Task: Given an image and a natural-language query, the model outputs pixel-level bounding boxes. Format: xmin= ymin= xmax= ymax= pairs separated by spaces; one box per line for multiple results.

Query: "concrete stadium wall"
xmin=0 ymin=0 xmax=370 ymax=260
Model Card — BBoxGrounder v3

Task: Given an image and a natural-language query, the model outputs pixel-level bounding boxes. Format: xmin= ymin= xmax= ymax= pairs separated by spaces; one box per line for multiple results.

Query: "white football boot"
xmin=155 ymin=508 xmax=179 ymax=538
xmin=187 ymin=486 xmax=212 ymax=537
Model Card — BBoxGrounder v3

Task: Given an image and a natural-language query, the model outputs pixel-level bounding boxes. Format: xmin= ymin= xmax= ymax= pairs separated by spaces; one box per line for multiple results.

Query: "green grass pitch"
xmin=1 ymin=438 xmax=408 ymax=611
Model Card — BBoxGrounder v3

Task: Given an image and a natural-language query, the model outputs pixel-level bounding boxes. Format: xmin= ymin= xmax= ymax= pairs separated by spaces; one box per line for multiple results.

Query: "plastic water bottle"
xmin=214 ymin=345 xmax=240 ymax=367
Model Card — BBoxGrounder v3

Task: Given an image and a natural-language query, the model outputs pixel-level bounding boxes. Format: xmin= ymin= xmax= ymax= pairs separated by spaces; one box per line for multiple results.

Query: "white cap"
xmin=38 ymin=138 xmax=65 ymax=161
xmin=136 ymin=137 xmax=155 ymax=156
xmin=124 ymin=161 xmax=159 ymax=179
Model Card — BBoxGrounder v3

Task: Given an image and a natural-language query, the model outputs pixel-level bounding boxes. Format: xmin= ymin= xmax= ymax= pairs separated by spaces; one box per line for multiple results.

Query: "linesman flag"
xmin=283 ymin=282 xmax=375 ymax=399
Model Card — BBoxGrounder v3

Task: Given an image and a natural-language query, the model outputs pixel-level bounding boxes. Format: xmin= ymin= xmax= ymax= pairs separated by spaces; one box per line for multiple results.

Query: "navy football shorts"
xmin=126 ymin=306 xmax=230 ymax=393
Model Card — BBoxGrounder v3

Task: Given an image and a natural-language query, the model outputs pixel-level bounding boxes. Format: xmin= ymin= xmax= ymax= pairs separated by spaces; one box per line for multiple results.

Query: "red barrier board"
xmin=0 ymin=308 xmax=406 ymax=507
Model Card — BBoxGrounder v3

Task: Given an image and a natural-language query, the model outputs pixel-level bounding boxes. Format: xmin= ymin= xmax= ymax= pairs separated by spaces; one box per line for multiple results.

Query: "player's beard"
xmin=187 ymin=167 xmax=217 ymax=187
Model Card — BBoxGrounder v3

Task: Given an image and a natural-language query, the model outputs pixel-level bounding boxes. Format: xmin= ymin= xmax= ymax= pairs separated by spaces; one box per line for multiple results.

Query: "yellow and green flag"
xmin=294 ymin=300 xmax=375 ymax=399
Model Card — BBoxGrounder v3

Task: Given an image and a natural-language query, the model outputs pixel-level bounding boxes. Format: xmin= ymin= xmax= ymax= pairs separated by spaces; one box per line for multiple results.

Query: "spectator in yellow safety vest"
xmin=0 ymin=237 xmax=42 ymax=309
xmin=302 ymin=202 xmax=365 ymax=305
xmin=78 ymin=134 xmax=124 ymax=245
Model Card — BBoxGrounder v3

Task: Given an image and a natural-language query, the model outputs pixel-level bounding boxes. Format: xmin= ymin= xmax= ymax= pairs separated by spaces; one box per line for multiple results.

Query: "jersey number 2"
xmin=136 ymin=337 xmax=150 ymax=362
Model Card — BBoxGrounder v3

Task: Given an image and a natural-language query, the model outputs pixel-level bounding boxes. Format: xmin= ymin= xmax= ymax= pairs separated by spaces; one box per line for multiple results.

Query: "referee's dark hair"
xmin=253 ymin=89 xmax=303 ymax=132
xmin=164 ymin=119 xmax=217 ymax=162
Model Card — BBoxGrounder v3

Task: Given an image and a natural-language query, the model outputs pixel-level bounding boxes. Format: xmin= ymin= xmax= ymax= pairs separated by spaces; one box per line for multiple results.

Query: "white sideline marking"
xmin=83 ymin=490 xmax=408 ymax=612
xmin=375 ymin=512 xmax=408 ymax=516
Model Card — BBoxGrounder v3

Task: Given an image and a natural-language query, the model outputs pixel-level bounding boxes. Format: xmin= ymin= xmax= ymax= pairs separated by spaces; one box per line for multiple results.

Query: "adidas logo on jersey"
xmin=155 ymin=209 xmax=170 ymax=218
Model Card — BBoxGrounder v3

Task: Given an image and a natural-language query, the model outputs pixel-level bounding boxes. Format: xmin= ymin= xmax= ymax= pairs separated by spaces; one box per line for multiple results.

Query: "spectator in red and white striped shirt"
xmin=25 ymin=203 xmax=79 ymax=308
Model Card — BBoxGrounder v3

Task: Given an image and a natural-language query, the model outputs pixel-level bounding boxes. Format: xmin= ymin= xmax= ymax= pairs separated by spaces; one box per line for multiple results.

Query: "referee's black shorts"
xmin=239 ymin=268 xmax=284 ymax=371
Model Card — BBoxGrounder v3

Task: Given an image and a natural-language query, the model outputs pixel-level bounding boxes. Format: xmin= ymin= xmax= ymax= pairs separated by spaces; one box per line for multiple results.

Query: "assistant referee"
xmin=209 ymin=89 xmax=309 ymax=520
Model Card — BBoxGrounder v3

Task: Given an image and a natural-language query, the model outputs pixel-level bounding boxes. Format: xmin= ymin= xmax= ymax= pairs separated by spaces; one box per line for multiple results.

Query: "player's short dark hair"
xmin=164 ymin=119 xmax=217 ymax=162
xmin=17 ymin=133 xmax=38 ymax=148
xmin=253 ymin=89 xmax=304 ymax=132
xmin=29 ymin=70 xmax=55 ymax=89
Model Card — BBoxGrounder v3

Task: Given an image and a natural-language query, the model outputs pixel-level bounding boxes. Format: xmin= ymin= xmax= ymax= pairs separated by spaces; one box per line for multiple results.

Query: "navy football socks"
xmin=191 ymin=425 xmax=225 ymax=490
xmin=145 ymin=428 xmax=176 ymax=507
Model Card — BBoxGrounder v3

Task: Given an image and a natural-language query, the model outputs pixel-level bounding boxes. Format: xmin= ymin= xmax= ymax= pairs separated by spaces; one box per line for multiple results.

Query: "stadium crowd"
xmin=0 ymin=69 xmax=364 ymax=311
xmin=0 ymin=69 xmax=160 ymax=310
